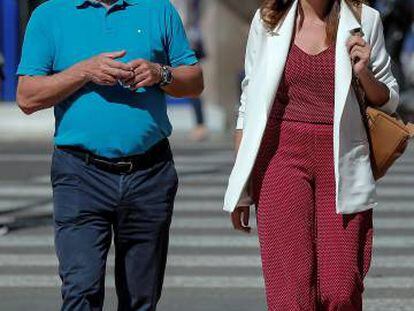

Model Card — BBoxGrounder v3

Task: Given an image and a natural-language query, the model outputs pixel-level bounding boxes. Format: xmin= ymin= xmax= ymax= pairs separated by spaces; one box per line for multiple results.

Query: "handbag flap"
xmin=367 ymin=107 xmax=411 ymax=134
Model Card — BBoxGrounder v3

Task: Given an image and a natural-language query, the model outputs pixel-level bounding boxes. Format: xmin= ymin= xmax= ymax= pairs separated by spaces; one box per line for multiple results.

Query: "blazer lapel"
xmin=263 ymin=0 xmax=299 ymax=116
xmin=334 ymin=0 xmax=361 ymax=124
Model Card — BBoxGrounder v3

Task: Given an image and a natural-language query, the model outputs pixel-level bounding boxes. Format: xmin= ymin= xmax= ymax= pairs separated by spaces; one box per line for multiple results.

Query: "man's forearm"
xmin=161 ymin=65 xmax=204 ymax=98
xmin=17 ymin=64 xmax=88 ymax=115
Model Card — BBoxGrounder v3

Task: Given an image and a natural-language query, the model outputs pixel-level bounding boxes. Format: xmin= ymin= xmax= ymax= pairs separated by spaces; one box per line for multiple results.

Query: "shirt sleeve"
xmin=17 ymin=6 xmax=55 ymax=76
xmin=164 ymin=1 xmax=198 ymax=68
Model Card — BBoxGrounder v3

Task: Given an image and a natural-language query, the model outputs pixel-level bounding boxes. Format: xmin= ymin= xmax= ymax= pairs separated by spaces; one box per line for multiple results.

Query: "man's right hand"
xmin=17 ymin=50 xmax=135 ymax=115
xmin=76 ymin=50 xmax=134 ymax=86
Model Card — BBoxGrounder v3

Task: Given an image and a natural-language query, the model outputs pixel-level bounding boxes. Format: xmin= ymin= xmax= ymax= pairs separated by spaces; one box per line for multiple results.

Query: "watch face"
xmin=161 ymin=66 xmax=173 ymax=86
xmin=166 ymin=68 xmax=173 ymax=83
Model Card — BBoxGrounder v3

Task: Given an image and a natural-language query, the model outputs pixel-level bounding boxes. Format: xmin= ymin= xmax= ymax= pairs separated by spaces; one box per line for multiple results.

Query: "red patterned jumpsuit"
xmin=251 ymin=43 xmax=373 ymax=310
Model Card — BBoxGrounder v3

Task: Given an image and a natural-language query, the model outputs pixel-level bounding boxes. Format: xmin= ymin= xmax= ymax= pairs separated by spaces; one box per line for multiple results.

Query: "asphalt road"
xmin=0 ymin=137 xmax=413 ymax=311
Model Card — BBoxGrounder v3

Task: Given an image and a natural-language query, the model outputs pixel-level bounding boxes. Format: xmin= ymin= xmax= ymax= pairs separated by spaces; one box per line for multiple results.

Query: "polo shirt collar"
xmin=75 ymin=0 xmax=139 ymax=8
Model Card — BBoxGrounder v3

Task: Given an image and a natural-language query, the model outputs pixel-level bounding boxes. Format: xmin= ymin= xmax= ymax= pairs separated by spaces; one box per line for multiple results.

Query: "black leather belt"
xmin=56 ymin=138 xmax=172 ymax=174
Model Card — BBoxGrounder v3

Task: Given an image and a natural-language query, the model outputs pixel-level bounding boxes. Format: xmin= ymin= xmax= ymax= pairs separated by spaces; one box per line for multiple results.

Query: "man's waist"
xmin=56 ymin=138 xmax=172 ymax=174
xmin=53 ymin=118 xmax=173 ymax=159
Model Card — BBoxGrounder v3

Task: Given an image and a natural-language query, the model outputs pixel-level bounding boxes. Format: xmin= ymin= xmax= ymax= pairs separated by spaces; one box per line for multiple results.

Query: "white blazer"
xmin=223 ymin=0 xmax=399 ymax=214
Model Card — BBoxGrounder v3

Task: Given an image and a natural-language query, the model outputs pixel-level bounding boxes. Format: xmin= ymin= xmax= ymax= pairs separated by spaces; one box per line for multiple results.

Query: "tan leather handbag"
xmin=359 ymin=103 xmax=414 ymax=180
xmin=349 ymin=2 xmax=414 ymax=180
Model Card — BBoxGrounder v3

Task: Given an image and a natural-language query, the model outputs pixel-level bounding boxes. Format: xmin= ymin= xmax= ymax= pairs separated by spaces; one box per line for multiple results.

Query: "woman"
xmin=224 ymin=0 xmax=399 ymax=310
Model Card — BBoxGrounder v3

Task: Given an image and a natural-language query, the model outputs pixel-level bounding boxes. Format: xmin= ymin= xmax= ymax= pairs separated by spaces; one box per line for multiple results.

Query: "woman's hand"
xmin=346 ymin=35 xmax=390 ymax=107
xmin=231 ymin=206 xmax=252 ymax=234
xmin=346 ymin=35 xmax=371 ymax=77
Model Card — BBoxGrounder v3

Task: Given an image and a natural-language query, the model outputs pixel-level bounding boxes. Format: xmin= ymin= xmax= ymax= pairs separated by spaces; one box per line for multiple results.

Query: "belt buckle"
xmin=118 ymin=161 xmax=134 ymax=174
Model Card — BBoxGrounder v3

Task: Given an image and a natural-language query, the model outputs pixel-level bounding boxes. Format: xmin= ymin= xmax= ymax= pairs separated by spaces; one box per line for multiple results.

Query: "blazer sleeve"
xmin=236 ymin=10 xmax=261 ymax=130
xmin=368 ymin=11 xmax=400 ymax=114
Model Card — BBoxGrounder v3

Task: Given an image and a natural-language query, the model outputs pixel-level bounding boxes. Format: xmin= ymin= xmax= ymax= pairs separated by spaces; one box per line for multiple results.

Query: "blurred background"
xmin=0 ymin=0 xmax=413 ymax=310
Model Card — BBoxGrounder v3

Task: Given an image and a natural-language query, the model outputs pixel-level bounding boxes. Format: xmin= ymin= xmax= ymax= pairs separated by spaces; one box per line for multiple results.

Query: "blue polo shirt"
xmin=17 ymin=0 xmax=198 ymax=158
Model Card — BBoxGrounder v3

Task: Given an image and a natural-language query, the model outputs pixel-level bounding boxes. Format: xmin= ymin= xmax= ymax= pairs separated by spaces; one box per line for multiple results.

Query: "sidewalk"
xmin=0 ymin=102 xmax=226 ymax=141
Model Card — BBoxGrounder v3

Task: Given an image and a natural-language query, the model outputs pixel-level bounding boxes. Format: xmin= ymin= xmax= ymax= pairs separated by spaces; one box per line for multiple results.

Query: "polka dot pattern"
xmin=250 ymin=46 xmax=373 ymax=311
xmin=273 ymin=43 xmax=335 ymax=124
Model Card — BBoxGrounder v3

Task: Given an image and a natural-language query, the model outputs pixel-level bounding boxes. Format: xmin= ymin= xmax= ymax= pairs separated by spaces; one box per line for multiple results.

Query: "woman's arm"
xmin=236 ymin=10 xmax=260 ymax=131
xmin=347 ymin=11 xmax=399 ymax=112
xmin=353 ymin=55 xmax=390 ymax=107
xmin=231 ymin=129 xmax=253 ymax=233
xmin=231 ymin=11 xmax=261 ymax=234
xmin=234 ymin=130 xmax=243 ymax=153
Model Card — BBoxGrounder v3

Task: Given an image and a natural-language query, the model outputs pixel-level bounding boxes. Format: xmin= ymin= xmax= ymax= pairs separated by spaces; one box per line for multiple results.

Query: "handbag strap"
xmin=346 ymin=2 xmax=380 ymax=164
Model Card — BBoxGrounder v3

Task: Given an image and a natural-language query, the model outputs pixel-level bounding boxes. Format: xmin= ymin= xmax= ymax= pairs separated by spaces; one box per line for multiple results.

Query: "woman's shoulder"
xmin=251 ymin=9 xmax=263 ymax=30
xmin=359 ymin=3 xmax=384 ymax=39
xmin=361 ymin=3 xmax=381 ymax=23
xmin=246 ymin=8 xmax=268 ymax=39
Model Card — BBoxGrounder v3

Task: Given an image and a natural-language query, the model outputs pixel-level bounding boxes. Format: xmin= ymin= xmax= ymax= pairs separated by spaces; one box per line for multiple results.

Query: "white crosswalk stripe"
xmin=2 ymin=234 xmax=414 ymax=248
xmin=1 ymin=254 xmax=414 ymax=268
xmin=0 ymin=143 xmax=413 ymax=311
xmin=0 ymin=274 xmax=414 ymax=290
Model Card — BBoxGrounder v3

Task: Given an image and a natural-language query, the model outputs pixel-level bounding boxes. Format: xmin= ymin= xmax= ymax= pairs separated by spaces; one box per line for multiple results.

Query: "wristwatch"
xmin=159 ymin=65 xmax=173 ymax=87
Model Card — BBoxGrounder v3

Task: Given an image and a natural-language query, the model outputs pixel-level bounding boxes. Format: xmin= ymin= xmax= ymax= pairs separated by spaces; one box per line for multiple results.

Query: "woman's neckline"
xmin=292 ymin=42 xmax=333 ymax=57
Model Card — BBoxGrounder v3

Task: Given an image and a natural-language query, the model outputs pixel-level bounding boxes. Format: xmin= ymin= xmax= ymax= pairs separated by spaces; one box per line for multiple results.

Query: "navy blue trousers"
xmin=51 ymin=148 xmax=178 ymax=311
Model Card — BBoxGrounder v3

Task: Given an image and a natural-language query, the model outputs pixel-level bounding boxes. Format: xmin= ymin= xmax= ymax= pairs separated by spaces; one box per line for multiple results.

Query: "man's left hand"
xmin=121 ymin=59 xmax=162 ymax=91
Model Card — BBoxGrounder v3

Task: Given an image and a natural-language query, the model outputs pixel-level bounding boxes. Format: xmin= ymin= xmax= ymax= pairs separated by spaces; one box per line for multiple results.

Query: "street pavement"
xmin=0 ymin=137 xmax=413 ymax=311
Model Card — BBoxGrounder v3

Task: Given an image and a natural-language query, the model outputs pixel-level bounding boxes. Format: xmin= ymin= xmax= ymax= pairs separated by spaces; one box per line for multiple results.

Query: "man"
xmin=16 ymin=0 xmax=203 ymax=310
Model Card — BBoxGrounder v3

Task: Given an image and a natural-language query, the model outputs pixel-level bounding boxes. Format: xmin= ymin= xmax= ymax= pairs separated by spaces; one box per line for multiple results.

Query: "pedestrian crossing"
xmin=0 ymin=142 xmax=413 ymax=310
